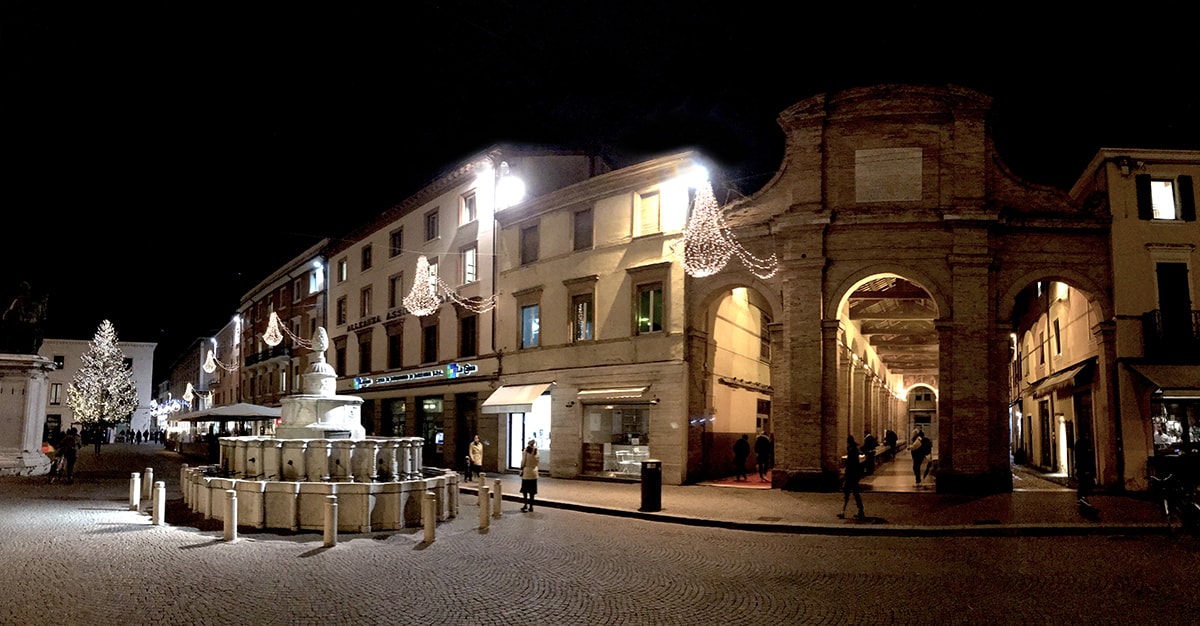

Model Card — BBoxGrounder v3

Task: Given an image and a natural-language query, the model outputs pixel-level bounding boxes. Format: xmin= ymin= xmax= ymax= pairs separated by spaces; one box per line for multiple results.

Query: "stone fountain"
xmin=180 ymin=328 xmax=458 ymax=533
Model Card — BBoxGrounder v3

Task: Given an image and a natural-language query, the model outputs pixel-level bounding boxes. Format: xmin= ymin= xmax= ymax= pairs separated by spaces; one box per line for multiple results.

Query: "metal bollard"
xmin=423 ymin=491 xmax=436 ymax=544
xmin=492 ymin=478 xmax=503 ymax=519
xmin=152 ymin=481 xmax=166 ymax=526
xmin=224 ymin=489 xmax=237 ymax=542
xmin=142 ymin=467 xmax=154 ymax=503
xmin=129 ymin=473 xmax=141 ymax=511
xmin=478 ymin=485 xmax=490 ymax=530
xmin=324 ymin=495 xmax=338 ymax=548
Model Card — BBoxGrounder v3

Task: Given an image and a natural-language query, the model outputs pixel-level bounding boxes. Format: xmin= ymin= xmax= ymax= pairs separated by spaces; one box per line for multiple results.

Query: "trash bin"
xmin=640 ymin=459 xmax=662 ymax=512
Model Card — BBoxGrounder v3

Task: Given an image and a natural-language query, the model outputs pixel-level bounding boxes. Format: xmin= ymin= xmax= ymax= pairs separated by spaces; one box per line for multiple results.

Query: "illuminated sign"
xmin=353 ymin=362 xmax=478 ymax=389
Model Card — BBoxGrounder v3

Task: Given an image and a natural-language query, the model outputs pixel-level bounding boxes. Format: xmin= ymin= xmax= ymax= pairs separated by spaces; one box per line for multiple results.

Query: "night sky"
xmin=4 ymin=2 xmax=1199 ymax=382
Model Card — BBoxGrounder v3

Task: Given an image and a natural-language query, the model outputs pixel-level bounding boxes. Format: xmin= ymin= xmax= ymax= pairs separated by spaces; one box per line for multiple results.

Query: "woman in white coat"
xmin=519 ymin=439 xmax=539 ymax=511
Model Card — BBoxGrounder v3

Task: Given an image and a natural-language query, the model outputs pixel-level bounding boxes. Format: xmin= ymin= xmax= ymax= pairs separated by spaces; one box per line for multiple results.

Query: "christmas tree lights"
xmin=681 ymin=181 xmax=777 ymax=279
xmin=403 ymin=256 xmax=441 ymax=317
xmin=65 ymin=320 xmax=140 ymax=429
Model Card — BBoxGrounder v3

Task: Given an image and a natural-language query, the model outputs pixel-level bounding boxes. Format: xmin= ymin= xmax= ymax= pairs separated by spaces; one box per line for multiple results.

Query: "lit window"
xmin=1137 ymin=174 xmax=1197 ymax=221
xmin=50 ymin=383 xmax=61 ymax=405
xmin=462 ymin=245 xmax=477 ymax=284
xmin=461 ymin=192 xmax=477 ymax=224
xmin=521 ymin=304 xmax=540 ymax=348
xmin=571 ymin=293 xmax=593 ymax=342
xmin=636 ymin=283 xmax=663 ymax=334
xmin=337 ymin=258 xmax=348 ymax=283
xmin=360 ymin=287 xmax=372 ymax=318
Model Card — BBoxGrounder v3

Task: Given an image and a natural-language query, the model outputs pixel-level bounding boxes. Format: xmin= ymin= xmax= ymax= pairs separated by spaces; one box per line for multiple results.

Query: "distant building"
xmin=39 ymin=337 xmax=156 ymax=441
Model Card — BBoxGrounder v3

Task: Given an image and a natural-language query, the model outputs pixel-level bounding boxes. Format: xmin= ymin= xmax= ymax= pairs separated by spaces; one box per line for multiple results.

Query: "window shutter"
xmin=1135 ymin=174 xmax=1153 ymax=220
xmin=1178 ymin=175 xmax=1196 ymax=221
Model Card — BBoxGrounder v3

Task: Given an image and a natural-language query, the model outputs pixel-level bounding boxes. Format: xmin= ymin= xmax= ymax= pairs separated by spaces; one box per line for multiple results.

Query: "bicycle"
xmin=1149 ymin=473 xmax=1200 ymax=535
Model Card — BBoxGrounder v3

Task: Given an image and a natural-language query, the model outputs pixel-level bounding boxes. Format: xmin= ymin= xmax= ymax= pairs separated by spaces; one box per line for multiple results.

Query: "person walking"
xmin=839 ymin=435 xmax=866 ymax=520
xmin=58 ymin=427 xmax=80 ymax=484
xmin=861 ymin=428 xmax=878 ymax=475
xmin=732 ymin=434 xmax=751 ymax=481
xmin=466 ymin=434 xmax=484 ymax=482
xmin=519 ymin=439 xmax=539 ymax=512
xmin=1075 ymin=432 xmax=1097 ymax=511
xmin=754 ymin=431 xmax=773 ymax=482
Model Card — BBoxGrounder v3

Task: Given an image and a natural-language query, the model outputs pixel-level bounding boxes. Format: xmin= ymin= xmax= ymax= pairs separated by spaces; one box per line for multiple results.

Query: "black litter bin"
xmin=640 ymin=459 xmax=662 ymax=512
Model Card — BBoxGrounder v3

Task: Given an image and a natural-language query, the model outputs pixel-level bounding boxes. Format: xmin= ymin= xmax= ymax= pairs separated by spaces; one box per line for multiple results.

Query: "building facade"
xmin=327 ymin=145 xmax=611 ymax=472
xmin=39 ymin=336 xmax=156 ymax=441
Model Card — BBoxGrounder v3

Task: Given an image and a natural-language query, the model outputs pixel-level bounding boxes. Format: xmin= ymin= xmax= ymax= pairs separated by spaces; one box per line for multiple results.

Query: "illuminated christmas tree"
xmin=66 ymin=320 xmax=139 ymax=436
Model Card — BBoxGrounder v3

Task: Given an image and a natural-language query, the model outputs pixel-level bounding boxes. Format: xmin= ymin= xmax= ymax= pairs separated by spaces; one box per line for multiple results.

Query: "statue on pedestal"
xmin=0 ymin=281 xmax=48 ymax=355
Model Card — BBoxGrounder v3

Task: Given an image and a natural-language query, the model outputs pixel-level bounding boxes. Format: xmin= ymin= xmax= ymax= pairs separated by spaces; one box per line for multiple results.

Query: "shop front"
xmin=577 ymin=386 xmax=654 ymax=479
xmin=481 ymin=382 xmax=554 ymax=472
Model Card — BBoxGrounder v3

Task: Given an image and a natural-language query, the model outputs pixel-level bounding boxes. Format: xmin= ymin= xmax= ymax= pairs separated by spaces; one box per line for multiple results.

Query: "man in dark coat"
xmin=840 ymin=435 xmax=866 ymax=520
xmin=753 ymin=432 xmax=773 ymax=482
xmin=732 ymin=434 xmax=751 ymax=481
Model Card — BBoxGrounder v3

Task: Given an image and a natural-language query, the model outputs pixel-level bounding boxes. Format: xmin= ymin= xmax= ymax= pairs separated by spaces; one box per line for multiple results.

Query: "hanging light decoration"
xmin=203 ymin=349 xmax=237 ymax=374
xmin=403 ymin=255 xmax=441 ymax=317
xmin=262 ymin=311 xmax=312 ymax=349
xmin=681 ymin=181 xmax=777 ymax=279
xmin=439 ymin=278 xmax=497 ymax=314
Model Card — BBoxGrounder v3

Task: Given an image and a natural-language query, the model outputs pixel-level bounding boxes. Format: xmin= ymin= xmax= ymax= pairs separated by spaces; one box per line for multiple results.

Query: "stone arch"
xmin=997 ymin=267 xmax=1111 ymax=323
xmin=826 ymin=263 xmax=951 ymax=323
xmin=686 ymin=272 xmax=783 ymax=330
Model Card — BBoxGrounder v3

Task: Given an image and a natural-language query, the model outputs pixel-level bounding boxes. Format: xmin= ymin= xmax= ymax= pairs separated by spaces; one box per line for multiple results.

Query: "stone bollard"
xmin=492 ymin=478 xmax=503 ymax=519
xmin=324 ymin=495 xmax=338 ymax=548
xmin=129 ymin=473 xmax=141 ymax=511
xmin=423 ymin=491 xmax=436 ymax=544
xmin=142 ymin=467 xmax=154 ymax=503
xmin=152 ymin=481 xmax=166 ymax=526
xmin=477 ymin=472 xmax=487 ymax=507
xmin=180 ymin=464 xmax=189 ymax=505
xmin=478 ymin=485 xmax=490 ymax=530
xmin=224 ymin=490 xmax=237 ymax=542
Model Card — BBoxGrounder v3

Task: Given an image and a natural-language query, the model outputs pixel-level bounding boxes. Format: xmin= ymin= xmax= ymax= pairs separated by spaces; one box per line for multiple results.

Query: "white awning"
xmin=481 ymin=382 xmax=555 ymax=413
xmin=576 ymin=386 xmax=650 ymax=403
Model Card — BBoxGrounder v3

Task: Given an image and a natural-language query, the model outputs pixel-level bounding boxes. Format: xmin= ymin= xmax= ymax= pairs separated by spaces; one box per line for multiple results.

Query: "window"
xmin=293 ymin=277 xmax=304 ymax=302
xmin=427 ymin=258 xmax=439 ymax=286
xmin=309 ymin=268 xmax=322 ymax=295
xmin=521 ymin=304 xmax=540 ymax=348
xmin=459 ymin=314 xmax=478 ymax=357
xmin=520 ymin=223 xmax=539 ymax=265
xmin=337 ymin=258 xmax=348 ymax=283
xmin=422 ymin=322 xmax=438 ymax=363
xmin=636 ymin=190 xmax=661 ymax=236
xmin=1137 ymin=174 xmax=1197 ymax=221
xmin=461 ymin=191 xmax=477 ymax=224
xmin=571 ymin=293 xmax=593 ymax=342
xmin=50 ymin=383 xmax=61 ymax=405
xmin=1038 ymin=331 xmax=1045 ymax=364
xmin=1053 ymin=319 xmax=1062 ymax=355
xmin=636 ymin=282 xmax=664 ymax=334
xmin=387 ymin=332 xmax=402 ymax=369
xmin=336 ymin=296 xmax=348 ymax=325
xmin=389 ymin=228 xmax=403 ymax=257
xmin=388 ymin=273 xmax=403 ymax=309
xmin=461 ymin=245 xmax=477 ymax=284
xmin=360 ymin=287 xmax=372 ymax=318
xmin=573 ymin=207 xmax=593 ymax=251
xmin=425 ymin=210 xmax=440 ymax=241
xmin=359 ymin=336 xmax=372 ymax=374
xmin=336 ymin=345 xmax=347 ymax=375
xmin=361 ymin=244 xmax=373 ymax=271
xmin=53 ymin=355 xmax=64 ymax=369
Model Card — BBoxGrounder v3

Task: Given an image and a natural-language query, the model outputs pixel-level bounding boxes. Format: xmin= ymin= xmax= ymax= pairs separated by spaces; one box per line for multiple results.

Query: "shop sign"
xmin=353 ymin=362 xmax=478 ymax=389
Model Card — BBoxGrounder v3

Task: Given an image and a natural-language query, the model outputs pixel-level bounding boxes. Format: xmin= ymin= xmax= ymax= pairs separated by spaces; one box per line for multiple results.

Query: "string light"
xmin=203 ymin=349 xmax=237 ymax=373
xmin=402 ymin=255 xmax=497 ymax=317
xmin=403 ymin=256 xmax=441 ymax=317
xmin=263 ymin=311 xmax=313 ymax=349
xmin=681 ymin=181 xmax=777 ymax=279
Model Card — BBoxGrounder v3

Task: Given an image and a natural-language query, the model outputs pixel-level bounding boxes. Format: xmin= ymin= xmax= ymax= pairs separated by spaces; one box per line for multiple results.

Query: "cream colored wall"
xmin=709 ymin=288 xmax=770 ymax=434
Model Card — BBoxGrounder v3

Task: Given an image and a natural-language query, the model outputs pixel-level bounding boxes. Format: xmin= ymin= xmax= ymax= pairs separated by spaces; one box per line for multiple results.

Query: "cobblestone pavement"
xmin=4 ymin=444 xmax=1196 ymax=625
